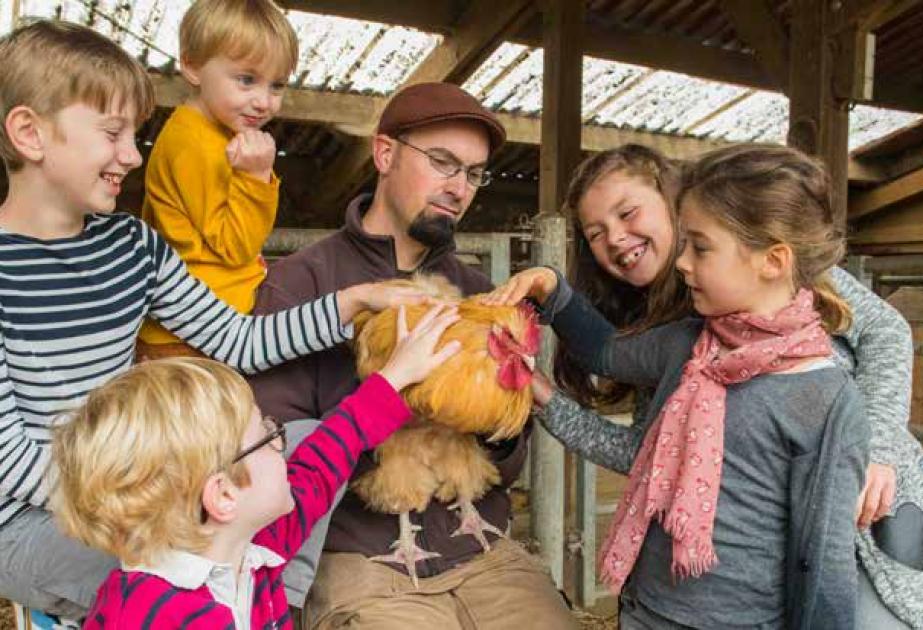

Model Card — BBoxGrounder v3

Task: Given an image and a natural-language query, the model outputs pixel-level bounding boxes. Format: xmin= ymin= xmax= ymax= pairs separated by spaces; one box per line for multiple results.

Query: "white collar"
xmin=122 ymin=544 xmax=285 ymax=590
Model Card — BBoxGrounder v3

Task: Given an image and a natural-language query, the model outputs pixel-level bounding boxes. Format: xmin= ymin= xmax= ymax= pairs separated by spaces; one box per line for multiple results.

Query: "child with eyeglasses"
xmin=51 ymin=305 xmax=460 ymax=629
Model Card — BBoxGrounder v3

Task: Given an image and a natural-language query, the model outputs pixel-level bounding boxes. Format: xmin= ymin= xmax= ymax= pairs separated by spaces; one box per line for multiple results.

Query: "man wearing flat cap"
xmin=248 ymin=83 xmax=577 ymax=629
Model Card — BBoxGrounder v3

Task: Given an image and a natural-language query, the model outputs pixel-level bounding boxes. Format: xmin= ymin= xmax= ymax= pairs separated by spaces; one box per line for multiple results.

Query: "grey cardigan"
xmin=541 ymin=266 xmax=923 ymax=627
xmin=538 ymin=270 xmax=886 ymax=629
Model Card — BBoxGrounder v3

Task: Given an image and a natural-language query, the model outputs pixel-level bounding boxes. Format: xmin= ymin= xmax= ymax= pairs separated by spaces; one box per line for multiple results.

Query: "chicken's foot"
xmin=369 ymin=511 xmax=441 ymax=588
xmin=449 ymin=498 xmax=505 ymax=551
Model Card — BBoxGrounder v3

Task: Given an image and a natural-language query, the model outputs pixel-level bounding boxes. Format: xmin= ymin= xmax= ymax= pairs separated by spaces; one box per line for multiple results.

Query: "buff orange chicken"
xmin=351 ymin=274 xmax=540 ymax=584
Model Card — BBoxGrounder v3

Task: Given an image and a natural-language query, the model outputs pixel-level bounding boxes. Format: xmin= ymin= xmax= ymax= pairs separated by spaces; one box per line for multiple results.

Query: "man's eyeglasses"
xmin=395 ymin=137 xmax=493 ymax=188
xmin=232 ymin=415 xmax=286 ymax=464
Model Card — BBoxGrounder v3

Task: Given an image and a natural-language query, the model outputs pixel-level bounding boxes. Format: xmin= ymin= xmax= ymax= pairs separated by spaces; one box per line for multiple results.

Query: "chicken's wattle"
xmin=496 ymin=354 xmax=534 ymax=390
xmin=488 ymin=329 xmax=536 ymax=391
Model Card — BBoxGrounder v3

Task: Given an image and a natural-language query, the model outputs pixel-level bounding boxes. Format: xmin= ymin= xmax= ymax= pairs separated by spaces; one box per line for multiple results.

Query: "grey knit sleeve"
xmin=535 ymin=266 xmax=572 ymax=326
xmin=537 ymin=392 xmax=650 ymax=475
xmin=829 ymin=266 xmax=914 ymax=467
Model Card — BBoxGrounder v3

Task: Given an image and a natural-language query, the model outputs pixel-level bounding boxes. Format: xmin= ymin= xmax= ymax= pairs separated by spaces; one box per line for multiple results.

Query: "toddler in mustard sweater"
xmin=138 ymin=0 xmax=297 ymax=358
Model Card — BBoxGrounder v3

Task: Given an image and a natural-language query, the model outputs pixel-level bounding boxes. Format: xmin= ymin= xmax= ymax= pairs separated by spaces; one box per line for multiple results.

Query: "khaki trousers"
xmin=305 ymin=539 xmax=578 ymax=630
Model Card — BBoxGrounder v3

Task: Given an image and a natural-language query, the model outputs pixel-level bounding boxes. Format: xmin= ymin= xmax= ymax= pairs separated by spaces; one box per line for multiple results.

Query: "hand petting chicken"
xmin=350 ymin=274 xmax=541 ymax=585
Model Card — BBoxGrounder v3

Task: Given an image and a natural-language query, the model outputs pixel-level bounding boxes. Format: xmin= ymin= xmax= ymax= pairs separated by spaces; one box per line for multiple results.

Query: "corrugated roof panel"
xmin=464 ymin=42 xmax=532 ymax=99
xmin=345 ymin=25 xmax=440 ymax=94
xmin=6 ymin=2 xmax=922 ymax=153
xmin=848 ymin=105 xmax=921 ymax=151
xmin=582 ymin=57 xmax=648 ymax=118
xmin=590 ymin=68 xmax=748 ymax=133
xmin=692 ymin=90 xmax=788 ymax=143
xmin=21 ymin=0 xmax=179 ymax=66
xmin=477 ymin=46 xmax=544 ymax=114
xmin=291 ymin=16 xmax=385 ymax=90
xmin=0 ymin=2 xmax=12 ymax=35
xmin=17 ymin=0 xmax=440 ymax=92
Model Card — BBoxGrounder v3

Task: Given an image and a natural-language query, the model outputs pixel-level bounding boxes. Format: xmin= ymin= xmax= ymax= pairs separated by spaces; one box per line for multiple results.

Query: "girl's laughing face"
xmin=577 ymin=171 xmax=675 ymax=287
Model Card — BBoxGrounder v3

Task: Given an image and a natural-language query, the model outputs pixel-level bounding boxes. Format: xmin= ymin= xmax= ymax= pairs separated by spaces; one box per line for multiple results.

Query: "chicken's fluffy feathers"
xmin=353 ymin=274 xmax=538 ymax=441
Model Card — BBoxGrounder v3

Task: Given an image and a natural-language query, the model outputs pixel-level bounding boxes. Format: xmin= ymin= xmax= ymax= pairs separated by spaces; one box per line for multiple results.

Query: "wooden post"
xmin=720 ymin=0 xmax=789 ymax=88
xmin=846 ymin=254 xmax=873 ymax=288
xmin=8 ymin=0 xmax=20 ymax=31
xmin=787 ymin=0 xmax=858 ymax=226
xmin=531 ymin=0 xmax=583 ymax=588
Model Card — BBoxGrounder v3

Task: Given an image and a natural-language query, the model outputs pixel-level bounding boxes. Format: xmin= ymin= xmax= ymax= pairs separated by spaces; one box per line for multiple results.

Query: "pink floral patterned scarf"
xmin=598 ymin=289 xmax=831 ymax=593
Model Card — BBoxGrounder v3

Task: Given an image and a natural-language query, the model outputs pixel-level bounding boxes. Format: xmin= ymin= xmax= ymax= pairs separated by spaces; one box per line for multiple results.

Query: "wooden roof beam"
xmin=514 ymin=20 xmax=774 ymax=91
xmin=151 ymin=74 xmax=383 ymax=134
xmin=498 ymin=113 xmax=727 ymax=159
xmin=151 ymin=74 xmax=884 ymax=184
xmin=282 ymin=3 xmax=779 ymax=94
xmin=308 ymin=0 xmax=537 ymax=215
xmin=832 ymin=0 xmax=923 ymax=33
xmin=278 ymin=0 xmax=459 ymax=33
xmin=850 ymin=197 xmax=923 ymax=250
xmin=719 ymin=0 xmax=789 ymax=88
xmin=283 ymin=1 xmax=923 ymax=113
xmin=849 ymin=166 xmax=923 ymax=220
xmin=519 ymin=15 xmax=923 ymax=113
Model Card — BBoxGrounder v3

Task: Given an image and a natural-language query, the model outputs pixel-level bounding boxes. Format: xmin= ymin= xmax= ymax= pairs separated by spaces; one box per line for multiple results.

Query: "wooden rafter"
xmin=719 ymin=0 xmax=789 ymax=88
xmin=850 ymin=198 xmax=923 ymax=251
xmin=849 ymin=166 xmax=923 ymax=220
xmin=279 ymin=0 xmax=923 ymax=113
xmin=525 ymin=17 xmax=922 ymax=112
xmin=281 ymin=2 xmax=774 ymax=92
xmin=151 ymin=74 xmax=383 ymax=134
xmin=150 ymin=74 xmax=883 ymax=183
xmin=308 ymin=0 xmax=537 ymax=216
xmin=279 ymin=0 xmax=458 ymax=33
xmin=516 ymin=19 xmax=772 ymax=91
xmin=833 ymin=0 xmax=923 ymax=32
xmin=862 ymin=145 xmax=923 ymax=183
xmin=276 ymin=0 xmax=923 ymax=114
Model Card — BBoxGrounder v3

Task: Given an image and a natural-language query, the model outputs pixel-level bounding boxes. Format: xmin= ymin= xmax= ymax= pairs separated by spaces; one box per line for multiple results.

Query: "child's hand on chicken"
xmin=337 ymin=282 xmax=438 ymax=324
xmin=480 ymin=267 xmax=558 ymax=307
xmin=530 ymin=370 xmax=555 ymax=407
xmin=378 ymin=305 xmax=461 ymax=392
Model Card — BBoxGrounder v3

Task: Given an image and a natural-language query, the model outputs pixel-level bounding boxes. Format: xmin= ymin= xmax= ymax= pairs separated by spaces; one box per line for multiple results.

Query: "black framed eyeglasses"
xmin=395 ymin=137 xmax=492 ymax=188
xmin=232 ymin=415 xmax=286 ymax=464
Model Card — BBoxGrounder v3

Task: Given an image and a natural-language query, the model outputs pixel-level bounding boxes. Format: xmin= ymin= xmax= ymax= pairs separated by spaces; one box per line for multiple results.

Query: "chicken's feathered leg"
xmin=352 ymin=424 xmax=444 ymax=588
xmin=369 ymin=511 xmax=440 ymax=588
xmin=430 ymin=434 xmax=506 ymax=552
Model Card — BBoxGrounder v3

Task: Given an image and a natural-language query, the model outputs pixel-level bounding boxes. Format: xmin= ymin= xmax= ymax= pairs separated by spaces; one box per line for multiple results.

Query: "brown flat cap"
xmin=377 ymin=82 xmax=506 ymax=154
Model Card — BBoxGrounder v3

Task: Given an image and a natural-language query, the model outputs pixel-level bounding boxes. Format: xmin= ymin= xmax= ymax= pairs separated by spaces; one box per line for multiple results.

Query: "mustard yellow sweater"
xmin=140 ymin=104 xmax=279 ymax=345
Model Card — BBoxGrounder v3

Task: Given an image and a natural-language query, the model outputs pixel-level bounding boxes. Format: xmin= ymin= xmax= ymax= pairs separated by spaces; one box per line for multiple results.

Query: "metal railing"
xmin=264 ymin=229 xmax=518 ymax=286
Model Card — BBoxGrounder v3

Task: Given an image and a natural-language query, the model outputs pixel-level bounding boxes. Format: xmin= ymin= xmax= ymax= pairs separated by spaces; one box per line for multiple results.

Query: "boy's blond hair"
xmin=51 ymin=358 xmax=254 ymax=566
xmin=0 ymin=20 xmax=155 ymax=172
xmin=180 ymin=0 xmax=299 ymax=78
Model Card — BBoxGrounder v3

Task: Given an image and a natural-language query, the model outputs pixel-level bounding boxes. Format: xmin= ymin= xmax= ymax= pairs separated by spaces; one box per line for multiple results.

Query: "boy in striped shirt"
xmin=0 ymin=20 xmax=424 ymax=617
xmin=53 ymin=313 xmax=459 ymax=629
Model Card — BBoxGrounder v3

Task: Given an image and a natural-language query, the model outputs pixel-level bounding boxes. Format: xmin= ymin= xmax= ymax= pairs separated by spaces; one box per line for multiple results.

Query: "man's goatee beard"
xmin=408 ymin=212 xmax=456 ymax=248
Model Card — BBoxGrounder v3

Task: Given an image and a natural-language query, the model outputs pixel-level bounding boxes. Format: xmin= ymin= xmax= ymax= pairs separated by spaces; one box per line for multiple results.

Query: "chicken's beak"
xmin=523 ymin=354 xmax=536 ymax=372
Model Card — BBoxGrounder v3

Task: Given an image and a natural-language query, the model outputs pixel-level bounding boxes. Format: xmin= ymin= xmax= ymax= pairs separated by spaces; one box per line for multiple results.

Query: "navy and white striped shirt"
xmin=0 ymin=213 xmax=351 ymax=526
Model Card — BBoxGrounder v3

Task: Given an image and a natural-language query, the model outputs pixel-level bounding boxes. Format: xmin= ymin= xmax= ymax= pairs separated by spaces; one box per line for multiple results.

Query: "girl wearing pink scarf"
xmin=489 ymin=145 xmax=869 ymax=629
